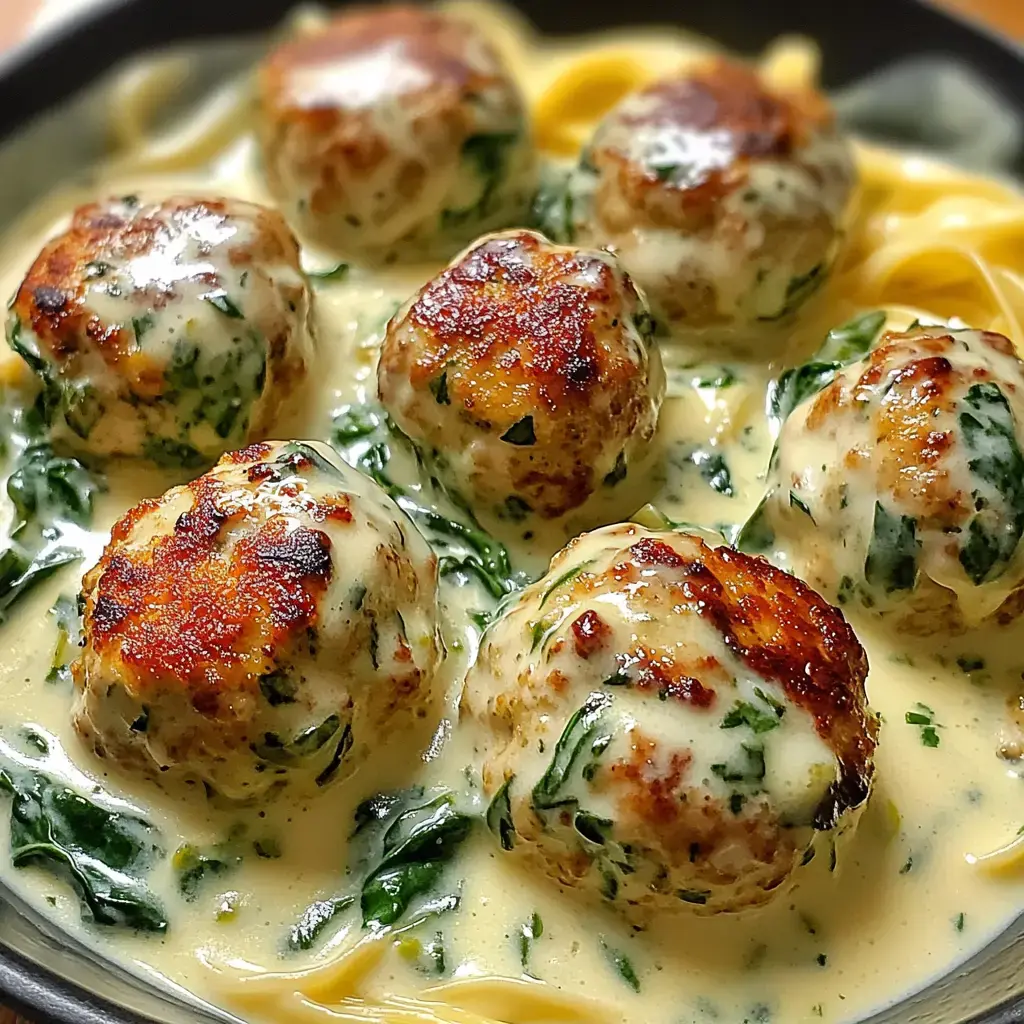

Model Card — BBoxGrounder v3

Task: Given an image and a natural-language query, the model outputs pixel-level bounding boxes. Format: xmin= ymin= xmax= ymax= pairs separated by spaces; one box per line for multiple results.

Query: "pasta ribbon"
xmin=532 ymin=53 xmax=651 ymax=156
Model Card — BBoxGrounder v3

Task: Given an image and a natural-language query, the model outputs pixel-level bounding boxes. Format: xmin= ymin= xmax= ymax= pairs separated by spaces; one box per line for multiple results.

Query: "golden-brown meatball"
xmin=541 ymin=59 xmax=854 ymax=347
xmin=72 ymin=441 xmax=444 ymax=800
xmin=463 ymin=524 xmax=877 ymax=916
xmin=257 ymin=5 xmax=534 ymax=260
xmin=7 ymin=195 xmax=312 ymax=466
xmin=377 ymin=229 xmax=664 ymax=526
xmin=763 ymin=326 xmax=1024 ymax=634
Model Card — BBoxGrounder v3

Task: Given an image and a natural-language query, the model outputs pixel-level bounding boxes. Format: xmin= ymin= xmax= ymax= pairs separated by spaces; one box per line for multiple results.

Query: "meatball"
xmin=544 ymin=58 xmax=854 ymax=345
xmin=72 ymin=440 xmax=443 ymax=800
xmin=7 ymin=195 xmax=312 ymax=466
xmin=463 ymin=524 xmax=877 ymax=915
xmin=257 ymin=5 xmax=534 ymax=260
xmin=765 ymin=327 xmax=1024 ymax=634
xmin=377 ymin=230 xmax=664 ymax=526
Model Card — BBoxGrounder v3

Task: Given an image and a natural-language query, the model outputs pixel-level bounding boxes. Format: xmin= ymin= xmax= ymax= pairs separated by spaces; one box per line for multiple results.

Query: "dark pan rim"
xmin=1 ymin=1 xmax=1024 ymax=1022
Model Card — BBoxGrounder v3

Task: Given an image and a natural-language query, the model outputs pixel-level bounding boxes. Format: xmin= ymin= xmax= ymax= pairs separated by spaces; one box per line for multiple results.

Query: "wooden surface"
xmin=0 ymin=1 xmax=1019 ymax=1023
xmin=940 ymin=0 xmax=1024 ymax=38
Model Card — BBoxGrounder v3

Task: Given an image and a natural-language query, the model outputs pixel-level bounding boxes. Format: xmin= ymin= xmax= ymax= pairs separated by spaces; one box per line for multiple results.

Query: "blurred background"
xmin=0 ymin=0 xmax=1022 ymax=50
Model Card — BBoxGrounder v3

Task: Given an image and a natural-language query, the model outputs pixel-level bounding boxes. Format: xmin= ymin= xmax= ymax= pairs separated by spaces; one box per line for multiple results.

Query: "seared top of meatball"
xmin=389 ymin=229 xmax=653 ymax=423
xmin=81 ymin=440 xmax=436 ymax=712
xmin=261 ymin=6 xmax=509 ymax=114
xmin=547 ymin=529 xmax=874 ymax=820
xmin=592 ymin=58 xmax=839 ymax=229
xmin=11 ymin=195 xmax=302 ymax=378
xmin=88 ymin=444 xmax=337 ymax=701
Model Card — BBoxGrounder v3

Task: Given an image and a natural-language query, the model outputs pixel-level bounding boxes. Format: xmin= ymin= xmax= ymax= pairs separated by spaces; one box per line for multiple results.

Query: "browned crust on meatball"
xmin=76 ymin=460 xmax=354 ymax=714
xmin=568 ymin=535 xmax=876 ymax=826
xmin=11 ymin=196 xmax=302 ymax=376
xmin=380 ymin=231 xmax=653 ymax=516
xmin=261 ymin=6 xmax=501 ymax=103
xmin=593 ymin=58 xmax=834 ymax=232
xmin=402 ymin=231 xmax=641 ymax=409
xmin=258 ymin=6 xmax=509 ymax=219
xmin=807 ymin=328 xmax=1021 ymax=526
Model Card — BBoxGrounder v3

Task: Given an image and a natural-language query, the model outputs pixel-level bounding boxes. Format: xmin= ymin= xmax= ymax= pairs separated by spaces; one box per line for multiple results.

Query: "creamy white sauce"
xmin=0 ymin=10 xmax=1022 ymax=1024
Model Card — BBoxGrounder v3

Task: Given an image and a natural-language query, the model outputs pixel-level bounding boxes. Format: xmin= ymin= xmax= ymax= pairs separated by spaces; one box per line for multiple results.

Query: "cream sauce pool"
xmin=0 ymin=8 xmax=1023 ymax=1024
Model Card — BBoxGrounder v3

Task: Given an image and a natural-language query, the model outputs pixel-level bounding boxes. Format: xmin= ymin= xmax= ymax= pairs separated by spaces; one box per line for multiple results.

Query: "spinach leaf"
xmin=428 ymin=371 xmax=450 ymax=406
xmin=532 ymin=691 xmax=613 ymax=810
xmin=306 ymin=262 xmax=349 ymax=285
xmin=519 ymin=911 xmax=543 ymax=972
xmin=359 ymin=792 xmax=472 ymax=929
xmin=258 ymin=671 xmax=297 ymax=707
xmin=816 ymin=311 xmax=887 ymax=364
xmin=439 ymin=553 xmax=510 ymax=600
xmin=331 ymin=403 xmax=383 ymax=444
xmin=252 ymin=715 xmax=347 ymax=766
xmin=864 ymin=502 xmax=918 ymax=593
xmin=721 ymin=692 xmax=783 ymax=734
xmin=734 ymin=493 xmax=775 ymax=554
xmin=287 ymin=895 xmax=355 ymax=951
xmin=710 ymin=744 xmax=766 ymax=785
xmin=331 ymin=403 xmax=518 ymax=598
xmin=46 ymin=594 xmax=80 ymax=685
xmin=905 ymin=703 xmax=941 ymax=747
xmin=173 ymin=843 xmax=240 ymax=900
xmin=758 ymin=263 xmax=826 ymax=322
xmin=140 ymin=437 xmax=206 ymax=469
xmin=957 ymin=382 xmax=1024 ymax=584
xmin=500 ymin=416 xmax=536 ymax=447
xmin=290 ymin=790 xmax=470 ymax=948
xmin=602 ymin=941 xmax=641 ymax=992
xmin=442 ymin=132 xmax=519 ymax=227
xmin=789 ymin=491 xmax=814 ymax=522
xmin=0 ymin=757 xmax=166 ymax=931
xmin=769 ymin=362 xmax=842 ymax=429
xmin=0 ymin=403 xmax=101 ymax=619
xmin=530 ymin=169 xmax=575 ymax=243
xmin=204 ymin=292 xmax=244 ymax=319
xmin=768 ymin=311 xmax=886 ymax=428
xmin=693 ymin=367 xmax=737 ymax=389
xmin=164 ymin=332 xmax=267 ymax=442
xmin=539 ymin=561 xmax=591 ymax=608
xmin=688 ymin=450 xmax=734 ymax=497
xmin=485 ymin=776 xmax=516 ymax=851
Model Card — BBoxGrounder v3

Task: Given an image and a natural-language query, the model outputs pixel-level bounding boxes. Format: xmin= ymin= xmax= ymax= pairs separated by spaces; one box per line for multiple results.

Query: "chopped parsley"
xmin=905 ymin=703 xmax=941 ymax=747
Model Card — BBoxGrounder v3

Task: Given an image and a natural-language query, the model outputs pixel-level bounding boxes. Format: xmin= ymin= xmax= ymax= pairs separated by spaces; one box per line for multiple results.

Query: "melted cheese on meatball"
xmin=7 ymin=196 xmax=312 ymax=466
xmin=463 ymin=524 xmax=877 ymax=915
xmin=767 ymin=327 xmax=1024 ymax=632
